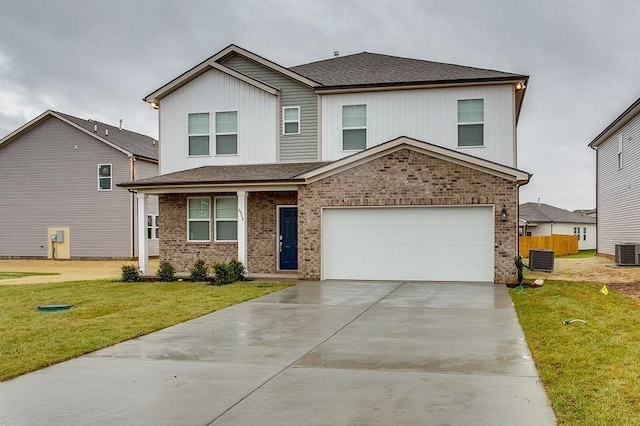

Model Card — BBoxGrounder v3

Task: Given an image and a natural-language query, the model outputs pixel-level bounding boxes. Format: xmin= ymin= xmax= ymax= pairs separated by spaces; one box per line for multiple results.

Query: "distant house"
xmin=0 ymin=110 xmax=159 ymax=259
xmin=573 ymin=208 xmax=596 ymax=218
xmin=589 ymin=96 xmax=640 ymax=257
xmin=519 ymin=202 xmax=596 ymax=250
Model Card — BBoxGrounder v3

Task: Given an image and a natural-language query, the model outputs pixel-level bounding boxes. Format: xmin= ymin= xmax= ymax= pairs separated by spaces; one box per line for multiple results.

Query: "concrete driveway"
xmin=0 ymin=281 xmax=556 ymax=425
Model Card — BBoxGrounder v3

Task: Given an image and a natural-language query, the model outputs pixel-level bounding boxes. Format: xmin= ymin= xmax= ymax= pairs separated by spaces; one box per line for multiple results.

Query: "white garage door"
xmin=323 ymin=206 xmax=494 ymax=282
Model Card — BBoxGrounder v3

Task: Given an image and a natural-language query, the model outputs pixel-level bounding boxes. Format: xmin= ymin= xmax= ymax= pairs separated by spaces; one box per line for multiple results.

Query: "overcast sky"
xmin=1 ymin=0 xmax=638 ymax=211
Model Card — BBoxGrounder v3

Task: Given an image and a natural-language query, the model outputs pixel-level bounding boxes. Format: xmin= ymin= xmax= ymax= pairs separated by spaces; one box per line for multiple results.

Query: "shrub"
xmin=121 ymin=264 xmax=140 ymax=282
xmin=211 ymin=260 xmax=246 ymax=286
xmin=228 ymin=259 xmax=246 ymax=282
xmin=189 ymin=259 xmax=209 ymax=282
xmin=156 ymin=260 xmax=176 ymax=282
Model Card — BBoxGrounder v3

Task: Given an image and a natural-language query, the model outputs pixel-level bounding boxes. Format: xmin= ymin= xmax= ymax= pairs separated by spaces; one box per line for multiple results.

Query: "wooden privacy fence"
xmin=519 ymin=234 xmax=579 ymax=257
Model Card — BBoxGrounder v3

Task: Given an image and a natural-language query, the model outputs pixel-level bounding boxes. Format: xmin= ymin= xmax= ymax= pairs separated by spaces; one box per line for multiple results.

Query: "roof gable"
xmin=0 ymin=111 xmax=158 ymax=161
xmin=589 ymin=96 xmax=640 ymax=148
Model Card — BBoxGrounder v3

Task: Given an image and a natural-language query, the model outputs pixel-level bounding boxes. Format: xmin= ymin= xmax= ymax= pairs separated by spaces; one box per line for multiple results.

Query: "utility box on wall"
xmin=47 ymin=227 xmax=70 ymax=259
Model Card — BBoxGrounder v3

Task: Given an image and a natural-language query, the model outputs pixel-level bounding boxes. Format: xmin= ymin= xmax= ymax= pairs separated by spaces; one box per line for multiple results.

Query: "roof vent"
xmin=93 ymin=124 xmax=97 ymax=133
xmin=119 ymin=119 xmax=123 ymax=131
xmin=615 ymin=243 xmax=640 ymax=266
xmin=333 ymin=51 xmax=340 ymax=57
xmin=105 ymin=129 xmax=109 ymax=137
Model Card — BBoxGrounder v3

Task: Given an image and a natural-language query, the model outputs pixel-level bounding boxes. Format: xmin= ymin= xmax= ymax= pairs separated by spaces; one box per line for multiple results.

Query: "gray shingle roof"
xmin=120 ymin=161 xmax=331 ymax=187
xmin=55 ymin=111 xmax=158 ymax=161
xmin=289 ymin=52 xmax=527 ymax=88
xmin=520 ymin=203 xmax=596 ymax=224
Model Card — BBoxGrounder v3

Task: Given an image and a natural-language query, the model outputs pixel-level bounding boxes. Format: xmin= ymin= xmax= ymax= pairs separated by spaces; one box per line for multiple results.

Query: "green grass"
xmin=0 ymin=279 xmax=291 ymax=382
xmin=0 ymin=272 xmax=59 ymax=280
xmin=557 ymin=249 xmax=597 ymax=259
xmin=510 ymin=281 xmax=640 ymax=424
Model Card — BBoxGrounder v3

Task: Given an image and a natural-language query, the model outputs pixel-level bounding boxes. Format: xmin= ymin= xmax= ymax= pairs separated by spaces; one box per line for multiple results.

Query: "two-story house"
xmin=122 ymin=44 xmax=530 ymax=283
xmin=0 ymin=110 xmax=159 ymax=259
xmin=589 ymin=96 xmax=640 ymax=259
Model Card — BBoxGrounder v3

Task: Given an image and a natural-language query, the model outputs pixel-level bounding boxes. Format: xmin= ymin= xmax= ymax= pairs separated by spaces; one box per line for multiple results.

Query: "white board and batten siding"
xmin=222 ymin=54 xmax=319 ymax=162
xmin=0 ymin=116 xmax=158 ymax=258
xmin=596 ymin=113 xmax=640 ymax=256
xmin=321 ymin=85 xmax=516 ymax=166
xmin=159 ymin=68 xmax=278 ymax=174
xmin=322 ymin=206 xmax=494 ymax=282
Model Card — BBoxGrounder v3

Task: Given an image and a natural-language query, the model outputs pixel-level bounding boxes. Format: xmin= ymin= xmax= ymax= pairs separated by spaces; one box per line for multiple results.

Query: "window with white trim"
xmin=214 ymin=196 xmax=238 ymax=241
xmin=342 ymin=104 xmax=366 ymax=151
xmin=188 ymin=113 xmax=210 ymax=156
xmin=458 ymin=99 xmax=484 ymax=147
xmin=215 ymin=111 xmax=238 ymax=155
xmin=98 ymin=164 xmax=112 ymax=190
xmin=283 ymin=106 xmax=300 ymax=135
xmin=573 ymin=227 xmax=581 ymax=239
xmin=147 ymin=214 xmax=159 ymax=240
xmin=187 ymin=197 xmax=210 ymax=242
xmin=583 ymin=227 xmax=587 ymax=241
xmin=618 ymin=134 xmax=623 ymax=169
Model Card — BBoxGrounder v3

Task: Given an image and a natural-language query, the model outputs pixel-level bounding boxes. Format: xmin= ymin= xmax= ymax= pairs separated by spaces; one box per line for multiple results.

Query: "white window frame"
xmin=583 ymin=227 xmax=587 ymax=241
xmin=98 ymin=164 xmax=112 ymax=191
xmin=342 ymin=104 xmax=367 ymax=151
xmin=188 ymin=112 xmax=210 ymax=157
xmin=618 ymin=134 xmax=623 ymax=169
xmin=187 ymin=197 xmax=211 ymax=242
xmin=215 ymin=111 xmax=238 ymax=156
xmin=214 ymin=196 xmax=238 ymax=242
xmin=147 ymin=214 xmax=159 ymax=240
xmin=282 ymin=106 xmax=300 ymax=135
xmin=457 ymin=99 xmax=484 ymax=147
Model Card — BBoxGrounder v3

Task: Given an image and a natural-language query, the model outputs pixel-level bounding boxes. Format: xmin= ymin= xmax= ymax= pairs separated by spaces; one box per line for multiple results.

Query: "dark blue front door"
xmin=279 ymin=207 xmax=298 ymax=270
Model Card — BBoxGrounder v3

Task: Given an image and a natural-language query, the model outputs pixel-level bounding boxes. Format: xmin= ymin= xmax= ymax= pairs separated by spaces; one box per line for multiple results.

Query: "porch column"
xmin=137 ymin=192 xmax=149 ymax=274
xmin=237 ymin=191 xmax=248 ymax=270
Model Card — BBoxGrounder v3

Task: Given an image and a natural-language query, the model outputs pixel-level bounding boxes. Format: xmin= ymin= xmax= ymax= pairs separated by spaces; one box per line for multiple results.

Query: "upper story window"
xmin=283 ymin=107 xmax=300 ymax=135
xmin=618 ymin=134 xmax=623 ymax=169
xmin=188 ymin=113 xmax=210 ymax=156
xmin=458 ymin=99 xmax=484 ymax=147
xmin=215 ymin=196 xmax=238 ymax=241
xmin=98 ymin=164 xmax=112 ymax=191
xmin=187 ymin=197 xmax=210 ymax=242
xmin=147 ymin=214 xmax=159 ymax=240
xmin=342 ymin=104 xmax=367 ymax=151
xmin=216 ymin=111 xmax=238 ymax=155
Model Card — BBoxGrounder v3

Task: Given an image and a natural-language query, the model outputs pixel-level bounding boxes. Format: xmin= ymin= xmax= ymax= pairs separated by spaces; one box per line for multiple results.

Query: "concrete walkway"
xmin=0 ymin=281 xmax=556 ymax=425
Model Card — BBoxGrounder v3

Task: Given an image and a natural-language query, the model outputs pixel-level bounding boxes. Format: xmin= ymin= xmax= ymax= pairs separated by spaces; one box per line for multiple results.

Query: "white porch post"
xmin=137 ymin=192 xmax=149 ymax=274
xmin=237 ymin=191 xmax=248 ymax=270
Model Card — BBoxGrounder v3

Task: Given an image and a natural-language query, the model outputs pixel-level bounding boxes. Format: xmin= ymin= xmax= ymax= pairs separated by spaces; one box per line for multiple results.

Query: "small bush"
xmin=212 ymin=262 xmax=231 ymax=286
xmin=156 ymin=260 xmax=176 ymax=282
xmin=228 ymin=259 xmax=246 ymax=282
xmin=121 ymin=264 xmax=140 ymax=282
xmin=190 ymin=259 xmax=209 ymax=282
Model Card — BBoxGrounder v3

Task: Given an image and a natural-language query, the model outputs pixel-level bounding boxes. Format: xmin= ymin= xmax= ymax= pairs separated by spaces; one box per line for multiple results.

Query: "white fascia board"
xmin=0 ymin=110 xmax=52 ymax=147
xmin=299 ymin=136 xmax=530 ymax=184
xmin=123 ymin=183 xmax=300 ymax=195
xmin=589 ymin=97 xmax=640 ymax=148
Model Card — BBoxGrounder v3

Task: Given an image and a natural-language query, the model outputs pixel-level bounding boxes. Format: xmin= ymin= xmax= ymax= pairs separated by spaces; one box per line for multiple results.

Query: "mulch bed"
xmin=607 ymin=282 xmax=640 ymax=301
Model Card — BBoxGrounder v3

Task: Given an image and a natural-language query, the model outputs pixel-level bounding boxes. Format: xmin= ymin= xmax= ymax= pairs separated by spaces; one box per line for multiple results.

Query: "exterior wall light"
xmin=150 ymin=102 xmax=159 ymax=110
xmin=501 ymin=206 xmax=508 ymax=221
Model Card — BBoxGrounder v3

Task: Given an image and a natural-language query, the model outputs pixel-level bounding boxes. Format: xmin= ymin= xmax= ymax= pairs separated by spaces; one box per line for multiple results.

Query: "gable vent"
xmin=615 ymin=243 xmax=640 ymax=266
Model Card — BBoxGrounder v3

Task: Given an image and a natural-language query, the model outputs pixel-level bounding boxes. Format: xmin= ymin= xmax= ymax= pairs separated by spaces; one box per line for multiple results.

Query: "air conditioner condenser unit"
xmin=615 ymin=243 xmax=640 ymax=266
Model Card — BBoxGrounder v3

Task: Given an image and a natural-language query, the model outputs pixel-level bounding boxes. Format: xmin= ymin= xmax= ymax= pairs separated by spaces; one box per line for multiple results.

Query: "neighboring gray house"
xmin=122 ymin=44 xmax=531 ymax=284
xmin=589 ymin=96 xmax=640 ymax=257
xmin=0 ymin=110 xmax=159 ymax=259
xmin=519 ymin=202 xmax=596 ymax=250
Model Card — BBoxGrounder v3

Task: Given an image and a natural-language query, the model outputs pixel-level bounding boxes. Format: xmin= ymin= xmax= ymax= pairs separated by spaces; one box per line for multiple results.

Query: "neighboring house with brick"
xmin=519 ymin=202 xmax=596 ymax=250
xmin=122 ymin=44 xmax=530 ymax=283
xmin=589 ymin=96 xmax=640 ymax=258
xmin=0 ymin=110 xmax=159 ymax=259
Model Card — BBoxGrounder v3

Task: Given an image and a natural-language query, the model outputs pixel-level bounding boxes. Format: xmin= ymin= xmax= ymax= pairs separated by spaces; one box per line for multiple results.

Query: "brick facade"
xmin=297 ymin=148 xmax=519 ymax=283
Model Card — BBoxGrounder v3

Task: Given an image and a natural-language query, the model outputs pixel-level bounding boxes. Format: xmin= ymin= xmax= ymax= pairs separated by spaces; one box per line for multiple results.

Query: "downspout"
xmin=129 ymin=156 xmax=136 ymax=259
xmin=592 ymin=146 xmax=599 ymax=254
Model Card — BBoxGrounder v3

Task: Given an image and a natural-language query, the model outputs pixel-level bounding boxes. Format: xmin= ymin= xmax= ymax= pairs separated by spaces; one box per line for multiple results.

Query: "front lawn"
xmin=0 ymin=272 xmax=59 ymax=280
xmin=510 ymin=280 xmax=640 ymax=424
xmin=0 ymin=280 xmax=291 ymax=382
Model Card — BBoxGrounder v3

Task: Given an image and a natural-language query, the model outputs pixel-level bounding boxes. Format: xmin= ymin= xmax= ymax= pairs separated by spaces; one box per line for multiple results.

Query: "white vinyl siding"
xmin=321 ymin=85 xmax=515 ymax=166
xmin=159 ymin=68 xmax=277 ymax=174
xmin=187 ymin=197 xmax=211 ymax=242
xmin=214 ymin=196 xmax=237 ymax=241
xmin=98 ymin=164 xmax=112 ymax=190
xmin=596 ymin=114 xmax=640 ymax=256
xmin=188 ymin=113 xmax=210 ymax=156
xmin=283 ymin=107 xmax=300 ymax=135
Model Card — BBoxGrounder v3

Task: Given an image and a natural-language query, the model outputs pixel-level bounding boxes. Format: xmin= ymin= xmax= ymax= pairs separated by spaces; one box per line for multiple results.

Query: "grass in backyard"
xmin=510 ymin=280 xmax=640 ymax=424
xmin=0 ymin=279 xmax=291 ymax=382
xmin=0 ymin=272 xmax=59 ymax=280
xmin=557 ymin=249 xmax=597 ymax=259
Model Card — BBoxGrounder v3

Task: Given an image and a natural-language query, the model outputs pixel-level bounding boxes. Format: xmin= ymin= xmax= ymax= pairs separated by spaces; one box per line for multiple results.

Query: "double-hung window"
xmin=215 ymin=111 xmax=238 ymax=155
xmin=574 ymin=227 xmax=581 ymax=240
xmin=283 ymin=107 xmax=300 ymax=135
xmin=98 ymin=164 xmax=112 ymax=190
xmin=458 ymin=99 xmax=484 ymax=147
xmin=342 ymin=104 xmax=366 ymax=151
xmin=147 ymin=214 xmax=159 ymax=240
xmin=215 ymin=197 xmax=238 ymax=241
xmin=187 ymin=197 xmax=210 ymax=242
xmin=188 ymin=113 xmax=210 ymax=156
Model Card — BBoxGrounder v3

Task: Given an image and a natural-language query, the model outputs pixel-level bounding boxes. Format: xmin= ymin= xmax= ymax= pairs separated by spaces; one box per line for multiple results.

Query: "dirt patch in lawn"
xmin=525 ymin=255 xmax=640 ymax=301
xmin=0 ymin=259 xmax=159 ymax=285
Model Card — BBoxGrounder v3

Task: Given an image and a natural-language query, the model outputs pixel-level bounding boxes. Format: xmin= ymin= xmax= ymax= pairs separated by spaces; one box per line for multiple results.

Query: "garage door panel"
xmin=323 ymin=207 xmax=494 ymax=282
